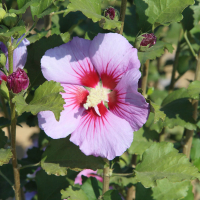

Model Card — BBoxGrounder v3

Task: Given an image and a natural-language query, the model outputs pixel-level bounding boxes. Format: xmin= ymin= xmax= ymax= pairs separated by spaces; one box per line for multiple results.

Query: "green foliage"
xmin=135 ymin=182 xmax=153 ymax=200
xmin=41 ymin=136 xmax=105 ymax=176
xmin=152 ymin=179 xmax=190 ymax=200
xmin=150 ymin=101 xmax=166 ymax=123
xmin=0 ymin=117 xmax=10 ymax=129
xmin=191 ymin=3 xmax=200 ymax=27
xmin=182 ymin=184 xmax=194 ymax=200
xmin=65 ymin=0 xmax=122 ymax=30
xmin=135 ymin=142 xmax=200 ymax=187
xmin=191 ymin=138 xmax=200 ymax=161
xmin=0 ymin=130 xmax=7 ymax=148
xmin=36 ymin=169 xmax=69 ymax=200
xmin=138 ymin=41 xmax=174 ymax=65
xmin=0 ymin=80 xmax=9 ymax=100
xmin=103 ymin=190 xmax=122 ymax=200
xmin=143 ymin=0 xmax=195 ymax=29
xmin=13 ymin=80 xmax=65 ymax=121
xmin=27 ymin=31 xmax=48 ymax=44
xmin=0 ymin=149 xmax=12 ymax=166
xmin=61 ymin=186 xmax=89 ymax=200
xmin=162 ymin=81 xmax=200 ymax=106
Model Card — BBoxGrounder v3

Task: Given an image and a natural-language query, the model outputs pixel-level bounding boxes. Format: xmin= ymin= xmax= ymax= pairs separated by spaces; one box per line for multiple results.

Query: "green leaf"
xmin=191 ymin=138 xmax=200 ymax=161
xmin=182 ymin=184 xmax=194 ymax=200
xmin=0 ymin=130 xmax=7 ymax=148
xmin=36 ymin=169 xmax=69 ymax=200
xmin=0 ymin=117 xmax=10 ymax=129
xmin=0 ymin=26 xmax=26 ymax=38
xmin=13 ymin=81 xmax=65 ymax=121
xmin=152 ymin=179 xmax=190 ymax=200
xmin=64 ymin=0 xmax=121 ymax=31
xmin=103 ymin=190 xmax=122 ymax=200
xmin=150 ymin=101 xmax=166 ymax=123
xmin=177 ymin=55 xmax=191 ymax=75
xmin=30 ymin=0 xmax=56 ymax=18
xmin=37 ymin=3 xmax=58 ymax=19
xmin=162 ymin=81 xmax=200 ymax=106
xmin=138 ymin=41 xmax=174 ymax=65
xmin=0 ymin=80 xmax=9 ymax=100
xmin=128 ymin=127 xmax=155 ymax=156
xmin=25 ymin=34 xmax=68 ymax=87
xmin=143 ymin=0 xmax=195 ymax=29
xmin=161 ymin=99 xmax=196 ymax=130
xmin=0 ymin=149 xmax=12 ymax=166
xmin=135 ymin=182 xmax=153 ymax=200
xmin=110 ymin=176 xmax=137 ymax=187
xmin=81 ymin=177 xmax=102 ymax=200
xmin=191 ymin=3 xmax=200 ymax=27
xmin=61 ymin=186 xmax=88 ymax=200
xmin=27 ymin=31 xmax=48 ymax=44
xmin=135 ymin=142 xmax=200 ymax=187
xmin=41 ymin=136 xmax=105 ymax=176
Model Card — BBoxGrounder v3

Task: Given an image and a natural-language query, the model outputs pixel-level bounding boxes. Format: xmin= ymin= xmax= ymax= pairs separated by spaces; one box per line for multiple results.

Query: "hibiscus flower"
xmin=0 ymin=36 xmax=30 ymax=84
xmin=38 ymin=33 xmax=149 ymax=160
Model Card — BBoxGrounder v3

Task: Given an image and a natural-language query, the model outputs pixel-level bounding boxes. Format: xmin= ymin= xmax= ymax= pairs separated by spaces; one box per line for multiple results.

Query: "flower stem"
xmin=141 ymin=59 xmax=149 ymax=97
xmin=51 ymin=10 xmax=66 ymax=16
xmin=169 ymin=28 xmax=183 ymax=92
xmin=102 ymin=159 xmax=110 ymax=194
xmin=8 ymin=38 xmax=21 ymax=200
xmin=19 ymin=162 xmax=40 ymax=170
xmin=183 ymin=50 xmax=200 ymax=158
xmin=119 ymin=0 xmax=127 ymax=35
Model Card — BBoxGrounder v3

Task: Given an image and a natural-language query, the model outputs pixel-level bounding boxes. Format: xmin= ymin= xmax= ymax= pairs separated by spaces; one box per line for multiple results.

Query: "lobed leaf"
xmin=0 ymin=149 xmax=12 ymax=166
xmin=41 ymin=136 xmax=105 ymax=176
xmin=13 ymin=80 xmax=65 ymax=121
xmin=135 ymin=142 xmax=200 ymax=187
xmin=152 ymin=179 xmax=190 ymax=200
xmin=103 ymin=190 xmax=122 ymax=200
xmin=64 ymin=0 xmax=122 ymax=31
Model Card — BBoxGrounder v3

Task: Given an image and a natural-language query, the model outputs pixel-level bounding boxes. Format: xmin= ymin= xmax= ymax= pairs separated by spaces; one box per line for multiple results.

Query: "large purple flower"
xmin=0 ymin=36 xmax=30 ymax=84
xmin=38 ymin=33 xmax=149 ymax=160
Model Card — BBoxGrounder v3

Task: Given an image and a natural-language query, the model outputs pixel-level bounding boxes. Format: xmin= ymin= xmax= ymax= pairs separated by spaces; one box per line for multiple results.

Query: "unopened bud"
xmin=135 ymin=33 xmax=157 ymax=52
xmin=0 ymin=7 xmax=6 ymax=22
xmin=7 ymin=68 xmax=29 ymax=94
xmin=0 ymin=50 xmax=6 ymax=68
xmin=2 ymin=13 xmax=18 ymax=28
xmin=104 ymin=6 xmax=119 ymax=21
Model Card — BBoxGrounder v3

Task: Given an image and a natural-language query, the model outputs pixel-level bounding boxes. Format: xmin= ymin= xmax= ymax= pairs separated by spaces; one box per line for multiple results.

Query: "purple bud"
xmin=140 ymin=33 xmax=157 ymax=47
xmin=7 ymin=68 xmax=29 ymax=94
xmin=104 ymin=7 xmax=119 ymax=21
xmin=135 ymin=33 xmax=157 ymax=52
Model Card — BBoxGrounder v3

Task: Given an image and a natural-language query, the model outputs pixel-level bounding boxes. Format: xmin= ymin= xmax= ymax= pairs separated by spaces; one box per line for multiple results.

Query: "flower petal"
xmin=70 ymin=103 xmax=133 ymax=160
xmin=41 ymin=37 xmax=99 ymax=87
xmin=38 ymin=84 xmax=88 ymax=139
xmin=89 ymin=33 xmax=140 ymax=89
xmin=108 ymin=68 xmax=150 ymax=131
xmin=74 ymin=169 xmax=103 ymax=185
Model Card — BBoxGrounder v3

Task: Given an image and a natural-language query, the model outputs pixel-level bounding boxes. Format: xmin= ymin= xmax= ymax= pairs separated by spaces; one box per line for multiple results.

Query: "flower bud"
xmin=0 ymin=7 xmax=6 ymax=22
xmin=104 ymin=6 xmax=119 ymax=21
xmin=2 ymin=13 xmax=18 ymax=28
xmin=7 ymin=68 xmax=29 ymax=94
xmin=135 ymin=33 xmax=157 ymax=52
xmin=0 ymin=50 xmax=6 ymax=68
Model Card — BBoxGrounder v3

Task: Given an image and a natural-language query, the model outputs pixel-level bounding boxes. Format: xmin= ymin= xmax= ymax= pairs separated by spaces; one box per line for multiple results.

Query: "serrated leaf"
xmin=103 ymin=190 xmax=122 ymax=200
xmin=13 ymin=81 xmax=65 ymax=121
xmin=41 ymin=136 xmax=105 ymax=176
xmin=135 ymin=182 xmax=153 ymax=200
xmin=152 ymin=179 xmax=190 ymax=200
xmin=61 ymin=186 xmax=88 ymax=200
xmin=36 ymin=169 xmax=69 ymax=200
xmin=162 ymin=81 xmax=200 ymax=106
xmin=182 ymin=184 xmax=194 ymax=200
xmin=0 ymin=130 xmax=7 ymax=148
xmin=0 ymin=149 xmax=12 ymax=166
xmin=128 ymin=127 xmax=155 ymax=156
xmin=135 ymin=142 xmax=200 ymax=188
xmin=143 ymin=0 xmax=195 ymax=29
xmin=0 ymin=117 xmax=10 ymax=129
xmin=161 ymin=99 xmax=196 ymax=130
xmin=0 ymin=26 xmax=26 ymax=38
xmin=191 ymin=3 xmax=200 ymax=27
xmin=110 ymin=176 xmax=137 ymax=187
xmin=37 ymin=4 xmax=58 ymax=19
xmin=138 ymin=41 xmax=174 ymax=65
xmin=150 ymin=101 xmax=166 ymax=123
xmin=64 ymin=0 xmax=121 ymax=31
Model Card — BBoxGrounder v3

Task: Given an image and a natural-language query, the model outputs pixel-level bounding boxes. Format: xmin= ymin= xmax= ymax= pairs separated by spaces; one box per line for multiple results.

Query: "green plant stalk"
xmin=141 ymin=59 xmax=149 ymax=97
xmin=102 ymin=159 xmax=110 ymax=194
xmin=119 ymin=0 xmax=127 ymax=35
xmin=169 ymin=28 xmax=183 ymax=92
xmin=8 ymin=39 xmax=21 ymax=200
xmin=183 ymin=50 xmax=200 ymax=158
